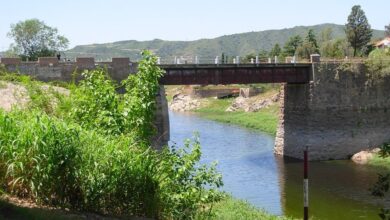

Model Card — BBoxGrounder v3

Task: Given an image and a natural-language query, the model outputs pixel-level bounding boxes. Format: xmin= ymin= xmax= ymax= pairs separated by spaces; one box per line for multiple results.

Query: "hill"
xmin=65 ymin=23 xmax=385 ymax=61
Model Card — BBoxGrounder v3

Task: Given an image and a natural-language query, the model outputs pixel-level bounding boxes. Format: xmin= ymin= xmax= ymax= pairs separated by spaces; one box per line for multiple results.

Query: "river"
xmin=169 ymin=111 xmax=385 ymax=220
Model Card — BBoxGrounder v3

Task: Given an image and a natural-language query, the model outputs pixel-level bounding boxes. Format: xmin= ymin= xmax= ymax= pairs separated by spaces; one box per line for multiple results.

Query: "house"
xmin=375 ymin=37 xmax=390 ymax=48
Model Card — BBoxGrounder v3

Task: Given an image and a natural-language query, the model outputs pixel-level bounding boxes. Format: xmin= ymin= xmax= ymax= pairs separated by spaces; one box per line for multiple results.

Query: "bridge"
xmin=159 ymin=64 xmax=311 ymax=85
xmin=1 ymin=57 xmax=389 ymax=161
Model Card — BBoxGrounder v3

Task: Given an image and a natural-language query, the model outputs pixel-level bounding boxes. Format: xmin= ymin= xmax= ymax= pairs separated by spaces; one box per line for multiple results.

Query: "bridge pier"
xmin=275 ymin=63 xmax=390 ymax=160
xmin=152 ymin=86 xmax=170 ymax=149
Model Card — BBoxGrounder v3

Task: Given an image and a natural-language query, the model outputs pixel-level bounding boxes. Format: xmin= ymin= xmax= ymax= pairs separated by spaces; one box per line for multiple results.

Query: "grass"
xmin=0 ymin=194 xmax=293 ymax=220
xmin=165 ymin=84 xmax=281 ymax=135
xmin=368 ymin=154 xmax=390 ymax=169
xmin=197 ymin=196 xmax=295 ymax=220
xmin=195 ymin=98 xmax=279 ymax=135
xmin=0 ymin=68 xmax=286 ymax=219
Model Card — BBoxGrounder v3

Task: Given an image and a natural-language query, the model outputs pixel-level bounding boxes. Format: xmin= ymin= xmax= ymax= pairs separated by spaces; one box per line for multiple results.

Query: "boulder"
xmin=351 ymin=148 xmax=380 ymax=164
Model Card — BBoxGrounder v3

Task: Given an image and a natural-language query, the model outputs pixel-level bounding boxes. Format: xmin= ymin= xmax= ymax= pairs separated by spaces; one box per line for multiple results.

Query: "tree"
xmin=345 ymin=5 xmax=372 ymax=57
xmin=319 ymin=27 xmax=333 ymax=44
xmin=258 ymin=49 xmax=269 ymax=60
xmin=297 ymin=29 xmax=320 ymax=59
xmin=321 ymin=38 xmax=350 ymax=58
xmin=385 ymin=23 xmax=390 ymax=37
xmin=269 ymin=44 xmax=282 ymax=58
xmin=243 ymin=53 xmax=256 ymax=63
xmin=7 ymin=19 xmax=69 ymax=61
xmin=306 ymin=29 xmax=319 ymax=52
xmin=283 ymin=35 xmax=303 ymax=57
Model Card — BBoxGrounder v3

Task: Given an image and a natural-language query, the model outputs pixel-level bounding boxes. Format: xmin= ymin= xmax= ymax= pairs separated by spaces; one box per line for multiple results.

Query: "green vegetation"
xmin=0 ymin=51 xmax=223 ymax=219
xmin=368 ymin=143 xmax=390 ymax=169
xmin=6 ymin=19 xmax=69 ymax=61
xmin=0 ymin=52 xmax=290 ymax=219
xmin=65 ymin=24 xmax=385 ymax=61
xmin=296 ymin=29 xmax=320 ymax=59
xmin=283 ymin=35 xmax=302 ymax=57
xmin=368 ymin=142 xmax=390 ymax=219
xmin=195 ymin=97 xmax=279 ymax=135
xmin=368 ymin=155 xmax=390 ymax=169
xmin=366 ymin=48 xmax=390 ymax=77
xmin=198 ymin=196 xmax=294 ymax=220
xmin=345 ymin=5 xmax=373 ymax=56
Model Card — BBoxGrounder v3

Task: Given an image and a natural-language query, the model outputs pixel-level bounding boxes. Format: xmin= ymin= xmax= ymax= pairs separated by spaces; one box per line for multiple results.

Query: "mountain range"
xmin=25 ymin=23 xmax=390 ymax=61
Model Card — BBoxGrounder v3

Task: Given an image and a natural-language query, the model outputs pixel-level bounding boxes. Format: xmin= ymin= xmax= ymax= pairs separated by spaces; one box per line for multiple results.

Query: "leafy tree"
xmin=7 ymin=19 xmax=69 ymax=61
xmin=306 ymin=29 xmax=319 ymax=52
xmin=283 ymin=35 xmax=303 ymax=56
xmin=297 ymin=29 xmax=320 ymax=59
xmin=269 ymin=44 xmax=282 ymax=58
xmin=258 ymin=49 xmax=269 ymax=60
xmin=385 ymin=23 xmax=390 ymax=37
xmin=320 ymin=38 xmax=350 ymax=58
xmin=345 ymin=5 xmax=372 ymax=57
xmin=319 ymin=27 xmax=333 ymax=44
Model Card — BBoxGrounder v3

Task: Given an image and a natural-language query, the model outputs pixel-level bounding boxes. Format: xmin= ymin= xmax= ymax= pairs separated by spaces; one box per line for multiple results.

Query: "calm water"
xmin=169 ymin=111 xmax=385 ymax=220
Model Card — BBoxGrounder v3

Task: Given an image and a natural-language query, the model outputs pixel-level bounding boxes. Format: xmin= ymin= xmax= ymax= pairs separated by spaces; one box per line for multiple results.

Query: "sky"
xmin=0 ymin=0 xmax=389 ymax=50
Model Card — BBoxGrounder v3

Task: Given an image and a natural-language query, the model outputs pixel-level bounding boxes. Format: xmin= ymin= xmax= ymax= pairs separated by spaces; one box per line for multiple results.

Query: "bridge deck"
xmin=159 ymin=64 xmax=312 ymax=85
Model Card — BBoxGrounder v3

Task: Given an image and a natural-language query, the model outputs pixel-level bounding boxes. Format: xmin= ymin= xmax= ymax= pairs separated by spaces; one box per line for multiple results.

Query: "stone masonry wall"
xmin=0 ymin=57 xmax=138 ymax=82
xmin=275 ymin=63 xmax=390 ymax=160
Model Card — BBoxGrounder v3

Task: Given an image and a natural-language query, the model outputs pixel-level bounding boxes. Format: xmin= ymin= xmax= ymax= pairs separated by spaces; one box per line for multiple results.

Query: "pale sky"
xmin=0 ymin=0 xmax=389 ymax=50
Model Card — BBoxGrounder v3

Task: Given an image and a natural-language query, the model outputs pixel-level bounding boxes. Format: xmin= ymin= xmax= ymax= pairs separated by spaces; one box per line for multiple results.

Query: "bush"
xmin=0 ymin=110 xmax=222 ymax=218
xmin=365 ymin=49 xmax=390 ymax=77
xmin=0 ymin=51 xmax=223 ymax=219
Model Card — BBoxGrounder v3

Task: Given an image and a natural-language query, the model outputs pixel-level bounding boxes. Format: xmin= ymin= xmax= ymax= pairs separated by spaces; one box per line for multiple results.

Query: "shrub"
xmin=0 ymin=110 xmax=222 ymax=218
xmin=0 ymin=51 xmax=223 ymax=219
xmin=365 ymin=49 xmax=390 ymax=78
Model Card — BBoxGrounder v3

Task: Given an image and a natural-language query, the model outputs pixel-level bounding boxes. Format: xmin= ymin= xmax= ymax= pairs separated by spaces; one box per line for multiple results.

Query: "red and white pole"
xmin=304 ymin=146 xmax=309 ymax=220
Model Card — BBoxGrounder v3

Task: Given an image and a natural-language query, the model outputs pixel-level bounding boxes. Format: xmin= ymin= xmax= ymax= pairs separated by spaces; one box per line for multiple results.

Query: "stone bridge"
xmin=1 ymin=57 xmax=389 ymax=160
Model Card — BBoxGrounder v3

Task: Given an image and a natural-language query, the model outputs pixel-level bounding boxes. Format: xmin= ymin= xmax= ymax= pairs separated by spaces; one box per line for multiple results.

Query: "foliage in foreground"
xmin=0 ymin=51 xmax=223 ymax=219
xmin=370 ymin=142 xmax=390 ymax=220
xmin=196 ymin=196 xmax=294 ymax=220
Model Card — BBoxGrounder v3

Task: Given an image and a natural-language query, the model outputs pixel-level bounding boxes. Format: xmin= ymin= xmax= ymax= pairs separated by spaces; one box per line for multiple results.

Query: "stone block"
xmin=76 ymin=57 xmax=95 ymax=68
xmin=112 ymin=57 xmax=130 ymax=66
xmin=310 ymin=54 xmax=321 ymax=63
xmin=38 ymin=57 xmax=59 ymax=66
xmin=0 ymin=57 xmax=21 ymax=65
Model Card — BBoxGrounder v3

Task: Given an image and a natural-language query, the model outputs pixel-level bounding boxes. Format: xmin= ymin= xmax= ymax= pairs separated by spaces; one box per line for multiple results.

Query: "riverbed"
xmin=169 ymin=111 xmax=385 ymax=220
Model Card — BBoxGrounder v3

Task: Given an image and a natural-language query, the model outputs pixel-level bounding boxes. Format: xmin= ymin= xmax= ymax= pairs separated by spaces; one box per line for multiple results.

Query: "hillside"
xmin=66 ymin=23 xmax=384 ymax=61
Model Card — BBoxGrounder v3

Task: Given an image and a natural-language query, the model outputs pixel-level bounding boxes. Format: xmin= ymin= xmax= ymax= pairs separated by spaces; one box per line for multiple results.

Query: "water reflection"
xmin=169 ymin=111 xmax=282 ymax=214
xmin=169 ymin=111 xmax=384 ymax=219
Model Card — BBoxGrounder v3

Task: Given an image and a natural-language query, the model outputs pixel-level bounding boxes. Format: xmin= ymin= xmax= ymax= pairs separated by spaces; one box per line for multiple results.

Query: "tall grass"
xmin=0 ymin=51 xmax=223 ymax=219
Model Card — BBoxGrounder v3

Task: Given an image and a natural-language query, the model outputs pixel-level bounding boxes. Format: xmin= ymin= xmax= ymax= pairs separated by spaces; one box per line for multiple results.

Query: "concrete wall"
xmin=275 ymin=63 xmax=390 ymax=160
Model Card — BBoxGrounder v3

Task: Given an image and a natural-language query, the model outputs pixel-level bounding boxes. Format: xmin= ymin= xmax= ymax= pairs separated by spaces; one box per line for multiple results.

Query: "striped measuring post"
xmin=304 ymin=146 xmax=309 ymax=220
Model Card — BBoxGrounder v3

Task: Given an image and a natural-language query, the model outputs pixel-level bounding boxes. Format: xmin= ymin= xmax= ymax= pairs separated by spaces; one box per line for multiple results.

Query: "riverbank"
xmin=0 ymin=194 xmax=294 ymax=220
xmin=165 ymin=85 xmax=280 ymax=135
xmin=195 ymin=98 xmax=279 ymax=135
xmin=200 ymin=196 xmax=294 ymax=220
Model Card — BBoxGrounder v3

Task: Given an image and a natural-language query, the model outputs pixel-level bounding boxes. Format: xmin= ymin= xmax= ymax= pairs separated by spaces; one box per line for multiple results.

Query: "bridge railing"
xmin=157 ymin=55 xmax=301 ymax=65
